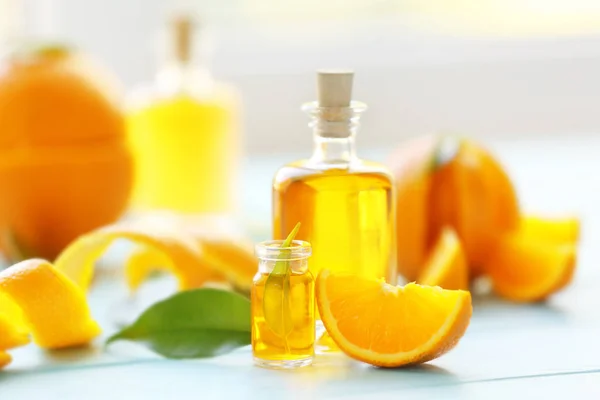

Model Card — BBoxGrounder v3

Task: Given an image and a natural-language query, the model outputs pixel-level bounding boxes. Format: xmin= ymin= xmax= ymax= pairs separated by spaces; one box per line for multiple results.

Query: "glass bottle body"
xmin=272 ymin=102 xmax=397 ymax=319
xmin=251 ymin=240 xmax=315 ymax=369
xmin=127 ymin=81 xmax=239 ymax=215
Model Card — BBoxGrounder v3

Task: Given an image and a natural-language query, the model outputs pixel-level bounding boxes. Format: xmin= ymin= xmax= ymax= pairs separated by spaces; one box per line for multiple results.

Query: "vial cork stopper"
xmin=317 ymin=70 xmax=354 ymax=108
xmin=171 ymin=14 xmax=194 ymax=63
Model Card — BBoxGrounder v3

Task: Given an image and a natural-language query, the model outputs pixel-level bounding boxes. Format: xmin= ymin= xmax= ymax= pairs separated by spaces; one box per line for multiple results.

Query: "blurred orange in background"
xmin=388 ymin=135 xmax=520 ymax=281
xmin=0 ymin=45 xmax=133 ymax=262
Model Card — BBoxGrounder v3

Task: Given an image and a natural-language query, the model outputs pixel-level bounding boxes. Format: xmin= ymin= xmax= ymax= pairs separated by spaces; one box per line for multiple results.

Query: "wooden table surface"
xmin=1 ymin=136 xmax=599 ymax=399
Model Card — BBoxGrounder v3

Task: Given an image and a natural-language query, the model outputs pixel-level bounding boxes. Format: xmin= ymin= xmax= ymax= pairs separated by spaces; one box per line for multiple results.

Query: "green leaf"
xmin=263 ymin=223 xmax=301 ymax=348
xmin=270 ymin=222 xmax=301 ymax=277
xmin=106 ymin=288 xmax=251 ymax=359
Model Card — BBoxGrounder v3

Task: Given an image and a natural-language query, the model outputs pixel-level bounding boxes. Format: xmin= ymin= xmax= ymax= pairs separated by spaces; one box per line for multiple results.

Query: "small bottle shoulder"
xmin=126 ymin=68 xmax=239 ymax=113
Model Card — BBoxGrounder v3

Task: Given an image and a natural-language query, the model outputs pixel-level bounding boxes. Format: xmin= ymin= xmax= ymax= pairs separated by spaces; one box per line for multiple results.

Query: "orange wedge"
xmin=520 ymin=215 xmax=580 ymax=244
xmin=417 ymin=228 xmax=468 ymax=290
xmin=486 ymin=232 xmax=576 ymax=302
xmin=316 ymin=270 xmax=472 ymax=367
xmin=0 ymin=259 xmax=100 ymax=349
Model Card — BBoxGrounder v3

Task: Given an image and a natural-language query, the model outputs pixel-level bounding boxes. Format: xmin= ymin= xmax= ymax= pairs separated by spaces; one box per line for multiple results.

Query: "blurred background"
xmin=0 ymin=0 xmax=595 ymax=259
xmin=6 ymin=0 xmax=600 ymax=154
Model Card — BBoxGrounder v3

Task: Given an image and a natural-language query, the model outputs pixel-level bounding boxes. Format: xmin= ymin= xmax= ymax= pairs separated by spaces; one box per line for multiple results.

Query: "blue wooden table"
xmin=1 ymin=137 xmax=599 ymax=399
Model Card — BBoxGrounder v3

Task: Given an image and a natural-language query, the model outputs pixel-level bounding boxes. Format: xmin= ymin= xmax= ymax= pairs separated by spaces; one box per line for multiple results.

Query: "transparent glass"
xmin=272 ymin=101 xmax=397 ymax=322
xmin=251 ymin=240 xmax=315 ymax=369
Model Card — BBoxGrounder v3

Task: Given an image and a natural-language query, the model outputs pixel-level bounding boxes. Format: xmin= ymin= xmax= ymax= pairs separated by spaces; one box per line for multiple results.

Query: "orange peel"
xmin=0 ymin=285 xmax=31 ymax=369
xmin=0 ymin=312 xmax=30 ymax=350
xmin=0 ymin=259 xmax=100 ymax=349
xmin=55 ymin=224 xmax=256 ymax=294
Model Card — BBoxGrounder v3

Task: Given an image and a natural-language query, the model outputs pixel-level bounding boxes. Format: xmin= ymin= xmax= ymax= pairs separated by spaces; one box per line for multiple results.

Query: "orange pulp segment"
xmin=486 ymin=232 xmax=576 ymax=302
xmin=0 ymin=259 xmax=100 ymax=349
xmin=316 ymin=270 xmax=472 ymax=367
xmin=520 ymin=215 xmax=580 ymax=244
xmin=417 ymin=228 xmax=468 ymax=290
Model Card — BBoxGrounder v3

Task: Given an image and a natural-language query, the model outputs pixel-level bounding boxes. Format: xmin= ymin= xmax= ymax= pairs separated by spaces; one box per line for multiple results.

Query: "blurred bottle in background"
xmin=127 ymin=14 xmax=241 ymax=223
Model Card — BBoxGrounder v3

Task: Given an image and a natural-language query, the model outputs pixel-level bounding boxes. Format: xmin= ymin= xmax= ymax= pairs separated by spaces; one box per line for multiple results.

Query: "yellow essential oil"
xmin=272 ymin=71 xmax=397 ymax=321
xmin=128 ymin=95 xmax=238 ymax=213
xmin=127 ymin=15 xmax=240 ymax=215
xmin=252 ymin=239 xmax=315 ymax=369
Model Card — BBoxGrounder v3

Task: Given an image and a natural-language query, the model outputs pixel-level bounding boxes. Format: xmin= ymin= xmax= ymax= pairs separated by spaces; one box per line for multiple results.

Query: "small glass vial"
xmin=252 ymin=240 xmax=315 ymax=369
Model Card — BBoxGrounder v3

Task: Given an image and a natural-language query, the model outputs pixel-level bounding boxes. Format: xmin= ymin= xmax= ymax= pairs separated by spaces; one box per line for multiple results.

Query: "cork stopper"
xmin=317 ymin=70 xmax=354 ymax=108
xmin=172 ymin=15 xmax=194 ymax=63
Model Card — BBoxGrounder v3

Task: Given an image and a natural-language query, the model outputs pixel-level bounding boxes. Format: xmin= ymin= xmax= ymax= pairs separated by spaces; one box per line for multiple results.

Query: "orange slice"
xmin=417 ymin=228 xmax=468 ymax=290
xmin=0 ymin=259 xmax=100 ymax=349
xmin=486 ymin=232 xmax=576 ymax=302
xmin=520 ymin=215 xmax=580 ymax=244
xmin=316 ymin=270 xmax=472 ymax=367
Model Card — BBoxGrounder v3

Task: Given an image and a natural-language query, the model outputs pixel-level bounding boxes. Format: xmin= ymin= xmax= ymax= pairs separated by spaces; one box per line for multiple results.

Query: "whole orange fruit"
xmin=0 ymin=45 xmax=133 ymax=261
xmin=387 ymin=136 xmax=519 ymax=281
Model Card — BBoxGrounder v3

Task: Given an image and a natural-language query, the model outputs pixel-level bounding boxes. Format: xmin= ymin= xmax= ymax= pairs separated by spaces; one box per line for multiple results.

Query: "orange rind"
xmin=0 ymin=259 xmax=100 ymax=349
xmin=55 ymin=223 xmax=255 ymax=294
xmin=0 ymin=312 xmax=30 ymax=350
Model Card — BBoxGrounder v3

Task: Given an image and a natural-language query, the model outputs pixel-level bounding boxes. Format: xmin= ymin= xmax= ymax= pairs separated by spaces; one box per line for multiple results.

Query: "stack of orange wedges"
xmin=388 ymin=136 xmax=579 ymax=302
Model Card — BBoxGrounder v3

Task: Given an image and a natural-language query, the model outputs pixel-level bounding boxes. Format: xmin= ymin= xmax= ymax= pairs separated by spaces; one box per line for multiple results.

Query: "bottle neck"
xmin=258 ymin=258 xmax=309 ymax=274
xmin=255 ymin=240 xmax=312 ymax=274
xmin=304 ymin=101 xmax=366 ymax=166
xmin=311 ymin=133 xmax=357 ymax=164
xmin=156 ymin=63 xmax=213 ymax=95
xmin=155 ymin=15 xmax=214 ymax=95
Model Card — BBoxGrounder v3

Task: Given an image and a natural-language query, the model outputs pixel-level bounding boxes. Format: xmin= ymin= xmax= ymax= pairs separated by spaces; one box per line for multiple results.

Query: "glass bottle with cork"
xmin=272 ymin=71 xmax=397 ymax=319
xmin=127 ymin=14 xmax=240 ymax=220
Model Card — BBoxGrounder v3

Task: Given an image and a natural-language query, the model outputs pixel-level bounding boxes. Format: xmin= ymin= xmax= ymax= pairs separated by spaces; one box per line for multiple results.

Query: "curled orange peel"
xmin=0 ymin=288 xmax=31 ymax=369
xmin=0 ymin=259 xmax=100 ymax=364
xmin=55 ymin=224 xmax=256 ymax=294
xmin=0 ymin=312 xmax=29 ymax=350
